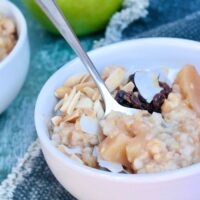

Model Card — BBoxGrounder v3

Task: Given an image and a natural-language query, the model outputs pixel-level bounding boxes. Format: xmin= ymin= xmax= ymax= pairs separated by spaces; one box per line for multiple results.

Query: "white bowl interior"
xmin=35 ymin=38 xmax=200 ymax=180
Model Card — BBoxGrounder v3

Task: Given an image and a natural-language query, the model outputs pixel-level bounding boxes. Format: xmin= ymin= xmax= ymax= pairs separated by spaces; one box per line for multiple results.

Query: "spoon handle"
xmin=35 ymin=0 xmax=113 ymax=105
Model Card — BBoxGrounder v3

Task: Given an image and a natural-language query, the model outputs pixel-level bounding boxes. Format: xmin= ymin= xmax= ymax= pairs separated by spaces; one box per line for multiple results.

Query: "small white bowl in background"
xmin=0 ymin=0 xmax=30 ymax=114
xmin=35 ymin=38 xmax=200 ymax=200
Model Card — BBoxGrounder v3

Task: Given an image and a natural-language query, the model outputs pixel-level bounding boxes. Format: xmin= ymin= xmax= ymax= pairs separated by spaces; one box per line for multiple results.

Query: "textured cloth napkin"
xmin=9 ymin=0 xmax=200 ymax=199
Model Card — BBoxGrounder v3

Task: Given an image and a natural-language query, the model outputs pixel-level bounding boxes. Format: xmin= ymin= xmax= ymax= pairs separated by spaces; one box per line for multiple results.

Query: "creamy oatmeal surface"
xmin=51 ymin=65 xmax=200 ymax=174
xmin=0 ymin=14 xmax=17 ymax=61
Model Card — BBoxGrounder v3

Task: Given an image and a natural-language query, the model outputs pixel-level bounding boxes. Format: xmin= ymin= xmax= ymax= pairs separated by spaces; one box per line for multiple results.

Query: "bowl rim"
xmin=35 ymin=37 xmax=200 ymax=183
xmin=0 ymin=0 xmax=28 ymax=70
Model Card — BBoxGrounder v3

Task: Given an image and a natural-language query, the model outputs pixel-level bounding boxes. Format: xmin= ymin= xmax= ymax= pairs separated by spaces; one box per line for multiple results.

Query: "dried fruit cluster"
xmin=115 ymin=73 xmax=172 ymax=113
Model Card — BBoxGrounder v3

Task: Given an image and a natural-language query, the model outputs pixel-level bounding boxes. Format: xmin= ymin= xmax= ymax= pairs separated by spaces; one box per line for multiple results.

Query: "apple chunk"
xmin=126 ymin=135 xmax=146 ymax=163
xmin=175 ymin=65 xmax=200 ymax=116
xmin=99 ymin=133 xmax=130 ymax=167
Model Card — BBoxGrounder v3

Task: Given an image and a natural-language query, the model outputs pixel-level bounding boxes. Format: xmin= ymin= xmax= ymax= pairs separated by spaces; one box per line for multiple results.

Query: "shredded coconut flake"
xmin=134 ymin=71 xmax=162 ymax=103
xmin=80 ymin=115 xmax=100 ymax=135
xmin=98 ymin=160 xmax=124 ymax=173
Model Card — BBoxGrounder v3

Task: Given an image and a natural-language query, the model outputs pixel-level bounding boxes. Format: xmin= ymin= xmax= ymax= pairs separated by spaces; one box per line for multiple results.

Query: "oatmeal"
xmin=0 ymin=14 xmax=17 ymax=61
xmin=51 ymin=64 xmax=200 ymax=174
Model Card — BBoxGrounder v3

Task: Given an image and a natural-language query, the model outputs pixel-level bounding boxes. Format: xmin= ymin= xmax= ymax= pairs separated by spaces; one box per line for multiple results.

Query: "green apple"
xmin=23 ymin=0 xmax=122 ymax=36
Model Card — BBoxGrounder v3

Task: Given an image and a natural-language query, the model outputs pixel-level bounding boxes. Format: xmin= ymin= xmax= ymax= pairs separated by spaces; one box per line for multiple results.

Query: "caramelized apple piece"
xmin=126 ymin=134 xmax=146 ymax=163
xmin=99 ymin=133 xmax=130 ymax=167
xmin=175 ymin=65 xmax=200 ymax=116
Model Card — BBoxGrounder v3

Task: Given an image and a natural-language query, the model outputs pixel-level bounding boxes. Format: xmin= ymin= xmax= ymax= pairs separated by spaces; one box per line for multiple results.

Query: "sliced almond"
xmin=54 ymin=98 xmax=64 ymax=111
xmin=80 ymin=74 xmax=90 ymax=83
xmin=67 ymin=91 xmax=81 ymax=115
xmin=82 ymin=87 xmax=95 ymax=98
xmin=94 ymin=100 xmax=104 ymax=119
xmin=63 ymin=110 xmax=80 ymax=123
xmin=102 ymin=65 xmax=116 ymax=80
xmin=105 ymin=68 xmax=125 ymax=92
xmin=76 ymin=96 xmax=93 ymax=109
xmin=51 ymin=116 xmax=62 ymax=126
xmin=64 ymin=74 xmax=85 ymax=87
xmin=55 ymin=86 xmax=71 ymax=99
xmin=120 ymin=82 xmax=135 ymax=92
xmin=92 ymin=89 xmax=101 ymax=101
xmin=75 ymin=81 xmax=96 ymax=91
xmin=60 ymin=88 xmax=76 ymax=112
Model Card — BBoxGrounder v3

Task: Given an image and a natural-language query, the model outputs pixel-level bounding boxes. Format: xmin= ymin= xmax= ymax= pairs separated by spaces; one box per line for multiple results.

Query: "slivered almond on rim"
xmin=105 ymin=67 xmax=125 ymax=92
xmin=67 ymin=91 xmax=82 ymax=115
xmin=64 ymin=74 xmax=86 ymax=87
xmin=54 ymin=98 xmax=65 ymax=111
xmin=55 ymin=86 xmax=71 ymax=99
xmin=75 ymin=81 xmax=96 ymax=91
xmin=82 ymin=87 xmax=95 ymax=99
xmin=80 ymin=74 xmax=90 ymax=83
xmin=60 ymin=87 xmax=77 ymax=112
xmin=51 ymin=116 xmax=62 ymax=126
xmin=102 ymin=65 xmax=116 ymax=80
xmin=94 ymin=100 xmax=104 ymax=119
xmin=92 ymin=89 xmax=101 ymax=101
xmin=63 ymin=110 xmax=80 ymax=123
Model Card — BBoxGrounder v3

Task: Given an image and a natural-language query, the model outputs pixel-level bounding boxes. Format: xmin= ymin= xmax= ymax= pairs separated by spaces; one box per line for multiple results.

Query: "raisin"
xmin=152 ymin=93 xmax=166 ymax=112
xmin=115 ymin=90 xmax=132 ymax=107
xmin=130 ymin=94 xmax=143 ymax=109
xmin=115 ymin=90 xmax=126 ymax=103
xmin=138 ymin=94 xmax=147 ymax=104
xmin=115 ymin=75 xmax=172 ymax=114
xmin=128 ymin=74 xmax=135 ymax=83
xmin=159 ymin=81 xmax=172 ymax=97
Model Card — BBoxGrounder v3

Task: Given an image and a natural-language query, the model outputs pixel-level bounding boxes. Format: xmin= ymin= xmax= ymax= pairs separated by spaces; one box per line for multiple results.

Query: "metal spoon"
xmin=36 ymin=0 xmax=138 ymax=116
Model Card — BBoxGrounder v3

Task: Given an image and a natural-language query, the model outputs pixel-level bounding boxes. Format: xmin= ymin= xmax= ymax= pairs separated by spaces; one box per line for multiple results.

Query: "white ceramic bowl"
xmin=0 ymin=0 xmax=30 ymax=113
xmin=35 ymin=38 xmax=200 ymax=200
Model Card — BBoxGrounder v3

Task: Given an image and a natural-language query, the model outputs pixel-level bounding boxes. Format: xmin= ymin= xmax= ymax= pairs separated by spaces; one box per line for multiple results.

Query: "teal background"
xmin=0 ymin=0 xmax=100 ymax=182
